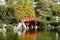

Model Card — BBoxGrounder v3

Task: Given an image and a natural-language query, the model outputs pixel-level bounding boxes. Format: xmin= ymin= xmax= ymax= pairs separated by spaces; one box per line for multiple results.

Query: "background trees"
xmin=35 ymin=0 xmax=60 ymax=21
xmin=0 ymin=5 xmax=20 ymax=24
xmin=0 ymin=0 xmax=36 ymax=24
xmin=35 ymin=0 xmax=54 ymax=17
xmin=0 ymin=0 xmax=60 ymax=24
xmin=52 ymin=4 xmax=60 ymax=16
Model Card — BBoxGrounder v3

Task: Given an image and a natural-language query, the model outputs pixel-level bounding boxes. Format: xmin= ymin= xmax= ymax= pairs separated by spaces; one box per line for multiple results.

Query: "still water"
xmin=0 ymin=30 xmax=59 ymax=40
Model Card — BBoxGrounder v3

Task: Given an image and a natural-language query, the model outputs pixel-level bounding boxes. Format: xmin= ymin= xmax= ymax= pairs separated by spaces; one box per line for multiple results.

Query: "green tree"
xmin=0 ymin=5 xmax=7 ymax=23
xmin=36 ymin=0 xmax=60 ymax=17
xmin=36 ymin=0 xmax=54 ymax=17
xmin=52 ymin=4 xmax=60 ymax=16
xmin=0 ymin=5 xmax=20 ymax=24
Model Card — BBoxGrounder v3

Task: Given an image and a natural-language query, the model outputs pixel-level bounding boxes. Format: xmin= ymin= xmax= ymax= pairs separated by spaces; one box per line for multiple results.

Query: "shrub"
xmin=40 ymin=20 xmax=47 ymax=26
xmin=50 ymin=21 xmax=59 ymax=27
xmin=40 ymin=20 xmax=47 ymax=30
xmin=6 ymin=25 xmax=14 ymax=33
xmin=0 ymin=20 xmax=3 ymax=28
xmin=58 ymin=21 xmax=60 ymax=25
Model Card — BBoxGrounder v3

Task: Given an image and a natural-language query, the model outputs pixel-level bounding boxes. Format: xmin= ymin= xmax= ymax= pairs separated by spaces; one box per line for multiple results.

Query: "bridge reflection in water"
xmin=0 ymin=31 xmax=57 ymax=40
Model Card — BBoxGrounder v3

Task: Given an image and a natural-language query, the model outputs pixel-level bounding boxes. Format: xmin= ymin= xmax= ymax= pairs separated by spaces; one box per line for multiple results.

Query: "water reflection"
xmin=0 ymin=23 xmax=60 ymax=40
xmin=0 ymin=24 xmax=7 ymax=37
xmin=0 ymin=30 xmax=59 ymax=40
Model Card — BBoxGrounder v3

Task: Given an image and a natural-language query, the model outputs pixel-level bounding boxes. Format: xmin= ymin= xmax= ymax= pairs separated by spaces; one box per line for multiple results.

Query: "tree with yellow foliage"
xmin=14 ymin=5 xmax=36 ymax=20
xmin=14 ymin=0 xmax=36 ymax=20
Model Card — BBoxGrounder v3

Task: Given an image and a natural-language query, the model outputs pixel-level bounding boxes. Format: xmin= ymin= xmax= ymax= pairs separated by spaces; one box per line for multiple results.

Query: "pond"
xmin=0 ymin=30 xmax=59 ymax=40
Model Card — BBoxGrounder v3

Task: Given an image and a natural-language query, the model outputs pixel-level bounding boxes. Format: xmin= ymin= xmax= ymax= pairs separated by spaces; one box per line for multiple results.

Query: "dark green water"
xmin=0 ymin=31 xmax=59 ymax=40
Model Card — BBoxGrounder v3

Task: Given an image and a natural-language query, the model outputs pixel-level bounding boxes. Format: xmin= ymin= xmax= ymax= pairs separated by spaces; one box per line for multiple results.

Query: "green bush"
xmin=50 ymin=21 xmax=59 ymax=27
xmin=6 ymin=25 xmax=14 ymax=33
xmin=58 ymin=21 xmax=60 ymax=25
xmin=0 ymin=20 xmax=3 ymax=28
xmin=40 ymin=20 xmax=47 ymax=26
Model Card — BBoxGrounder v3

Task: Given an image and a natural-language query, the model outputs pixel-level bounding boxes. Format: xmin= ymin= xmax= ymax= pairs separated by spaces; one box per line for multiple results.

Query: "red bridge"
xmin=22 ymin=18 xmax=41 ymax=36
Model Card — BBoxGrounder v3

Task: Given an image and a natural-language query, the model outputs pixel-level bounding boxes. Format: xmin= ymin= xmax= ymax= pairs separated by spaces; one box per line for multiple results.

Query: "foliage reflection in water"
xmin=0 ymin=31 xmax=59 ymax=40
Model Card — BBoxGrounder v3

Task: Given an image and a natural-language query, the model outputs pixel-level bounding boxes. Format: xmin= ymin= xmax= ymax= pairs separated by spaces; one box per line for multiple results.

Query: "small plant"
xmin=6 ymin=25 xmax=14 ymax=33
xmin=40 ymin=20 xmax=47 ymax=30
xmin=40 ymin=20 xmax=47 ymax=26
